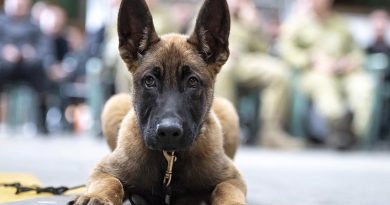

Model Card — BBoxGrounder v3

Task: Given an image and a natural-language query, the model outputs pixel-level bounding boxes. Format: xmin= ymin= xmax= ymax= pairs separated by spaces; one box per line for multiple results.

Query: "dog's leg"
xmin=211 ymin=176 xmax=247 ymax=205
xmin=101 ymin=93 xmax=132 ymax=151
xmin=212 ymin=97 xmax=240 ymax=159
xmin=70 ymin=171 xmax=124 ymax=205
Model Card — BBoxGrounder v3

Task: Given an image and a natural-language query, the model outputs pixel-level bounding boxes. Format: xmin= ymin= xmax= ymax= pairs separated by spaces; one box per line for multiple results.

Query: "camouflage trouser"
xmin=215 ymin=53 xmax=290 ymax=126
xmin=301 ymin=70 xmax=374 ymax=138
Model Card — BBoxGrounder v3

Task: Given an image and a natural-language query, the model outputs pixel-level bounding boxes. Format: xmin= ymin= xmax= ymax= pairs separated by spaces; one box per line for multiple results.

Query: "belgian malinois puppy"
xmin=71 ymin=0 xmax=246 ymax=204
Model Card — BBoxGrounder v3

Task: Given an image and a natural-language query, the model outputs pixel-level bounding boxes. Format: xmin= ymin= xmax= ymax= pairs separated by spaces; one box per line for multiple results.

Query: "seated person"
xmin=39 ymin=4 xmax=69 ymax=85
xmin=0 ymin=0 xmax=50 ymax=133
xmin=366 ymin=9 xmax=390 ymax=140
xmin=280 ymin=0 xmax=373 ymax=149
xmin=367 ymin=9 xmax=390 ymax=80
xmin=215 ymin=0 xmax=303 ymax=149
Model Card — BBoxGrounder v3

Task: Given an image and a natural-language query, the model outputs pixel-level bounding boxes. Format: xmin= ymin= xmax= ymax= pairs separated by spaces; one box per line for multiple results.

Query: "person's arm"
xmin=280 ymin=19 xmax=311 ymax=70
xmin=32 ymin=26 xmax=59 ymax=78
xmin=0 ymin=20 xmax=21 ymax=64
xmin=247 ymin=28 xmax=268 ymax=53
xmin=335 ymin=20 xmax=366 ymax=74
xmin=0 ymin=25 xmax=22 ymax=64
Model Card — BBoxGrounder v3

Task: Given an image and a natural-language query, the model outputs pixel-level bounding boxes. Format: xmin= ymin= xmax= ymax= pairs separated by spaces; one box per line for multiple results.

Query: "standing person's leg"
xmin=19 ymin=60 xmax=49 ymax=133
xmin=0 ymin=62 xmax=17 ymax=126
xmin=0 ymin=70 xmax=9 ymax=125
xmin=0 ymin=63 xmax=15 ymax=85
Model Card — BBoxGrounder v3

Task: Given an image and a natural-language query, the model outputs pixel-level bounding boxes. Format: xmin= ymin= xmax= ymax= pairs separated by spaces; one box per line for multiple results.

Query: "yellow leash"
xmin=162 ymin=151 xmax=177 ymax=187
xmin=162 ymin=151 xmax=177 ymax=205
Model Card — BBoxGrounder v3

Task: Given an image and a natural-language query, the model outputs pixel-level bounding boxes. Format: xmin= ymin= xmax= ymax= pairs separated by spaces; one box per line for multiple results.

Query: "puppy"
xmin=71 ymin=0 xmax=246 ymax=204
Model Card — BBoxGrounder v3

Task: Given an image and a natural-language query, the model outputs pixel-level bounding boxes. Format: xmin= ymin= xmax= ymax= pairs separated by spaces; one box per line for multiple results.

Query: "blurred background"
xmin=1 ymin=0 xmax=390 ymax=204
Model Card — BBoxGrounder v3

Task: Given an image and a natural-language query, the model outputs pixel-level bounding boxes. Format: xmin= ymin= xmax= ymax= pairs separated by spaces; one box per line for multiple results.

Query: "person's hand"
xmin=312 ymin=53 xmax=337 ymax=75
xmin=21 ymin=44 xmax=37 ymax=60
xmin=334 ymin=57 xmax=356 ymax=75
xmin=49 ymin=64 xmax=67 ymax=81
xmin=2 ymin=44 xmax=21 ymax=63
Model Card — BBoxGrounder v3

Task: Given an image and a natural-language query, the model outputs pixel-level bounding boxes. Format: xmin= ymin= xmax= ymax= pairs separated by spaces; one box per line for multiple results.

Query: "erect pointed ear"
xmin=118 ymin=0 xmax=159 ymax=67
xmin=188 ymin=0 xmax=230 ymax=67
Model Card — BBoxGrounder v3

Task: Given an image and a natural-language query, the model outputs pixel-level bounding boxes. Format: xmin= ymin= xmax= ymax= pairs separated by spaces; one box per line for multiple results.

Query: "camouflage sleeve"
xmin=345 ymin=32 xmax=366 ymax=71
xmin=332 ymin=14 xmax=366 ymax=71
xmin=247 ymin=29 xmax=268 ymax=53
xmin=279 ymin=20 xmax=311 ymax=70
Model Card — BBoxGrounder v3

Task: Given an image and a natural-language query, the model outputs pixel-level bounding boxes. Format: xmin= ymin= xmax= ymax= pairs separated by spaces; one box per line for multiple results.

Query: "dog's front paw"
xmin=68 ymin=195 xmax=116 ymax=205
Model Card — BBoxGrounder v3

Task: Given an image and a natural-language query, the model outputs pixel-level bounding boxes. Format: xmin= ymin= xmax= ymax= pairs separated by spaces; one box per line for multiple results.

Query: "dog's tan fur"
xmin=101 ymin=93 xmax=132 ymax=151
xmin=92 ymin=92 xmax=245 ymax=205
xmin=72 ymin=0 xmax=246 ymax=204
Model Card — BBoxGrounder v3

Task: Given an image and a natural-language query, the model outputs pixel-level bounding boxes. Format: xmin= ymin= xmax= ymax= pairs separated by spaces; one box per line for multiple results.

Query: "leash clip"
xmin=162 ymin=151 xmax=177 ymax=187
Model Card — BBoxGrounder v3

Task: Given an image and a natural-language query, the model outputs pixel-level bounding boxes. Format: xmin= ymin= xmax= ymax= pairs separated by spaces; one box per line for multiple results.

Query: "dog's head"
xmin=118 ymin=0 xmax=230 ymax=151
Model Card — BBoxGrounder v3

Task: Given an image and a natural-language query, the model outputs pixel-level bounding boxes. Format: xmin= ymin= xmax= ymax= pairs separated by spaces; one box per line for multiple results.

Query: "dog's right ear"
xmin=118 ymin=0 xmax=159 ymax=71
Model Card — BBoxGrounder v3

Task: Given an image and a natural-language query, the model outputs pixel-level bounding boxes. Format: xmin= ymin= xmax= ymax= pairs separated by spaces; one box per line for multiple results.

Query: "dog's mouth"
xmin=144 ymin=135 xmax=195 ymax=151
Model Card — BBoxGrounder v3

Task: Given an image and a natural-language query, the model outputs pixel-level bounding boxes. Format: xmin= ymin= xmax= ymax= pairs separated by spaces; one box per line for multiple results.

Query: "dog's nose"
xmin=156 ymin=118 xmax=183 ymax=141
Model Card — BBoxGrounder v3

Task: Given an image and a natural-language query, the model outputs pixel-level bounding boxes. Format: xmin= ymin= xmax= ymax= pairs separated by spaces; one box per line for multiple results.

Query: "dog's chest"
xmin=126 ymin=155 xmax=218 ymax=204
xmin=128 ymin=176 xmax=214 ymax=205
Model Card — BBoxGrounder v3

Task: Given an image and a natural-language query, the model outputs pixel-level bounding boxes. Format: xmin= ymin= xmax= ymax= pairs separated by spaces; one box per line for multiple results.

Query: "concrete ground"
xmin=1 ymin=136 xmax=390 ymax=205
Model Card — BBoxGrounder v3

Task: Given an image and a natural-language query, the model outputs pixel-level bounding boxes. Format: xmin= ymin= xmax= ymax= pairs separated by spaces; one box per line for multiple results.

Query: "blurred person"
xmin=280 ymin=0 xmax=373 ymax=149
xmin=367 ymin=9 xmax=390 ymax=80
xmin=0 ymin=0 xmax=50 ymax=133
xmin=37 ymin=4 xmax=71 ymax=133
xmin=215 ymin=0 xmax=303 ymax=149
xmin=368 ymin=10 xmax=390 ymax=53
xmin=39 ymin=4 xmax=69 ymax=83
xmin=0 ymin=9 xmax=5 ymax=128
xmin=31 ymin=1 xmax=47 ymax=24
xmin=63 ymin=26 xmax=88 ymax=84
xmin=62 ymin=26 xmax=92 ymax=133
xmin=366 ymin=9 xmax=390 ymax=141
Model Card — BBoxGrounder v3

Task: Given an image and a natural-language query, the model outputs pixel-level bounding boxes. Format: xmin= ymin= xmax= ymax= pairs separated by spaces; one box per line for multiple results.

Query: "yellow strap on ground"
xmin=0 ymin=173 xmax=85 ymax=203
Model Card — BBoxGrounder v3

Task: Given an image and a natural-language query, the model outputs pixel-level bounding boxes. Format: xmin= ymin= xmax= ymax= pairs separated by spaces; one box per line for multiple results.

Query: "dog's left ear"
xmin=188 ymin=0 xmax=230 ymax=68
xmin=118 ymin=0 xmax=159 ymax=71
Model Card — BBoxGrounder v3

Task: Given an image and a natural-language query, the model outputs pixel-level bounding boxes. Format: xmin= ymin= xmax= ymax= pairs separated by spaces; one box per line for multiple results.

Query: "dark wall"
xmin=335 ymin=0 xmax=390 ymax=12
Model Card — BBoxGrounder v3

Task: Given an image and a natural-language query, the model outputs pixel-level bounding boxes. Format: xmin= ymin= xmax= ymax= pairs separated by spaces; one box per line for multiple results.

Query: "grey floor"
xmin=1 ymin=136 xmax=390 ymax=205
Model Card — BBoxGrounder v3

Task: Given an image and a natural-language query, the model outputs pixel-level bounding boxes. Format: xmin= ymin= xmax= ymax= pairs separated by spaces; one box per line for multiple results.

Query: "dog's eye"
xmin=187 ymin=77 xmax=199 ymax=88
xmin=144 ymin=76 xmax=156 ymax=88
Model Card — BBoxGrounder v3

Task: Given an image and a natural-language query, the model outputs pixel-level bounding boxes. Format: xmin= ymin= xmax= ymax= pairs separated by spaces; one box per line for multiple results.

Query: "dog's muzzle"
xmin=155 ymin=118 xmax=184 ymax=150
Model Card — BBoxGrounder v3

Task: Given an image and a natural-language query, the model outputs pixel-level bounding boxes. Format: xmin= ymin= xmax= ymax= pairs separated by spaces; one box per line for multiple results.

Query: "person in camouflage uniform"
xmin=280 ymin=0 xmax=373 ymax=148
xmin=215 ymin=0 xmax=303 ymax=149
